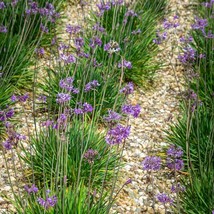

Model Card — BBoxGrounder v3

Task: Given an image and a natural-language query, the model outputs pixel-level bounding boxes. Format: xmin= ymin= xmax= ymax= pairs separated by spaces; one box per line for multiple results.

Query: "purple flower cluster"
xmin=0 ymin=1 xmax=6 ymax=9
xmin=73 ymin=102 xmax=93 ymax=115
xmin=120 ymin=82 xmax=134 ymax=95
xmin=74 ymin=37 xmax=84 ymax=50
xmin=56 ymin=93 xmax=71 ymax=104
xmin=105 ymin=124 xmax=130 ymax=145
xmin=89 ymin=36 xmax=102 ymax=49
xmin=125 ymin=10 xmax=137 ymax=17
xmin=118 ymin=60 xmax=132 ymax=69
xmin=11 ymin=93 xmax=29 ymax=102
xmin=53 ymin=113 xmax=67 ymax=129
xmin=0 ymin=108 xmax=14 ymax=122
xmin=166 ymin=145 xmax=184 ymax=171
xmin=153 ymin=31 xmax=167 ymax=44
xmin=92 ymin=23 xmax=105 ymax=33
xmin=156 ymin=193 xmax=173 ymax=205
xmin=2 ymin=123 xmax=26 ymax=150
xmin=104 ymin=40 xmax=120 ymax=54
xmin=26 ymin=2 xmax=59 ymax=22
xmin=163 ymin=16 xmax=179 ymax=29
xmin=96 ymin=2 xmax=111 ymax=15
xmin=59 ymin=54 xmax=76 ymax=64
xmin=38 ymin=190 xmax=57 ymax=210
xmin=40 ymin=23 xmax=49 ymax=33
xmin=142 ymin=156 xmax=162 ymax=171
xmin=84 ymin=149 xmax=99 ymax=164
xmin=66 ymin=24 xmax=81 ymax=35
xmin=103 ymin=110 xmax=122 ymax=124
xmin=24 ymin=184 xmax=38 ymax=194
xmin=59 ymin=77 xmax=79 ymax=93
xmin=180 ymin=36 xmax=193 ymax=43
xmin=171 ymin=182 xmax=185 ymax=193
xmin=178 ymin=46 xmax=196 ymax=64
xmin=35 ymin=47 xmax=45 ymax=56
xmin=0 ymin=25 xmax=7 ymax=33
xmin=122 ymin=104 xmax=141 ymax=118
xmin=84 ymin=80 xmax=100 ymax=92
xmin=191 ymin=17 xmax=208 ymax=31
xmin=202 ymin=0 xmax=214 ymax=8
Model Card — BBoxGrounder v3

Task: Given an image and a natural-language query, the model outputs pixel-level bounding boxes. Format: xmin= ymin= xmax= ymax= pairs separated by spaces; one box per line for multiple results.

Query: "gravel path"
xmin=109 ymin=0 xmax=194 ymax=213
xmin=0 ymin=0 xmax=193 ymax=213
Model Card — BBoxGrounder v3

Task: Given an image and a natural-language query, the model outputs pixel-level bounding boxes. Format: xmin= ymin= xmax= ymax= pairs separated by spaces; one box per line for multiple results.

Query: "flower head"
xmin=84 ymin=149 xmax=99 ymax=164
xmin=84 ymin=80 xmax=100 ymax=92
xmin=156 ymin=193 xmax=173 ymax=205
xmin=24 ymin=184 xmax=38 ymax=194
xmin=120 ymin=82 xmax=134 ymax=95
xmin=38 ymin=192 xmax=57 ymax=210
xmin=56 ymin=93 xmax=71 ymax=104
xmin=105 ymin=124 xmax=130 ymax=145
xmin=122 ymin=104 xmax=141 ymax=118
xmin=142 ymin=156 xmax=162 ymax=171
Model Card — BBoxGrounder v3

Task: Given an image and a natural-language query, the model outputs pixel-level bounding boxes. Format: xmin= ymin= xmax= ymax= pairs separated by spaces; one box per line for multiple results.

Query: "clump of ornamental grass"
xmin=87 ymin=0 xmax=163 ymax=85
xmin=166 ymin=1 xmax=214 ymax=213
xmin=0 ymin=0 xmax=63 ymax=140
xmin=2 ymin=80 xmax=139 ymax=213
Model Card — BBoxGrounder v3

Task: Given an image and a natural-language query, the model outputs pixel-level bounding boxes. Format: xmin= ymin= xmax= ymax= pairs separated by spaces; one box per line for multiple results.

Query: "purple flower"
xmin=97 ymin=2 xmax=111 ymax=14
xmin=38 ymin=94 xmax=47 ymax=103
xmin=142 ymin=156 xmax=162 ymax=171
xmin=124 ymin=178 xmax=132 ymax=185
xmin=103 ymin=110 xmax=122 ymax=123
xmin=0 ymin=25 xmax=7 ymax=33
xmin=84 ymin=80 xmax=100 ymax=92
xmin=35 ymin=47 xmax=45 ymax=56
xmin=56 ymin=93 xmax=71 ymax=104
xmin=171 ymin=183 xmax=185 ymax=193
xmin=105 ymin=124 xmax=131 ymax=145
xmin=118 ymin=60 xmax=132 ymax=69
xmin=24 ymin=184 xmax=38 ymax=194
xmin=74 ymin=108 xmax=84 ymax=115
xmin=26 ymin=1 xmax=38 ymax=15
xmin=125 ymin=10 xmax=137 ymax=17
xmin=92 ymin=23 xmax=105 ymax=33
xmin=153 ymin=31 xmax=167 ymax=44
xmin=167 ymin=158 xmax=184 ymax=171
xmin=191 ymin=17 xmax=208 ymax=31
xmin=89 ymin=36 xmax=102 ymax=49
xmin=11 ymin=95 xmax=17 ymax=102
xmin=104 ymin=40 xmax=120 ymax=54
xmin=40 ymin=24 xmax=49 ymax=33
xmin=66 ymin=24 xmax=81 ymax=35
xmin=84 ymin=149 xmax=99 ymax=164
xmin=2 ymin=140 xmax=12 ymax=150
xmin=38 ymin=192 xmax=57 ymax=210
xmin=178 ymin=46 xmax=196 ymax=64
xmin=0 ymin=1 xmax=6 ymax=9
xmin=83 ymin=102 xmax=93 ymax=113
xmin=11 ymin=0 xmax=19 ymax=7
xmin=122 ymin=104 xmax=141 ymax=118
xmin=0 ymin=108 xmax=14 ymax=121
xmin=120 ymin=82 xmax=134 ymax=95
xmin=74 ymin=37 xmax=84 ymax=50
xmin=18 ymin=93 xmax=29 ymax=102
xmin=156 ymin=193 xmax=173 ymax=205
xmin=60 ymin=54 xmax=76 ymax=64
xmin=167 ymin=145 xmax=183 ymax=158
xmin=59 ymin=77 xmax=74 ymax=92
xmin=42 ymin=120 xmax=54 ymax=127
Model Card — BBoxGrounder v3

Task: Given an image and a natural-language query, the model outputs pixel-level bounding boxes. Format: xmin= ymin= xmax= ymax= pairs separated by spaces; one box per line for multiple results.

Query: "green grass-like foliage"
xmin=89 ymin=1 xmax=166 ymax=85
xmin=166 ymin=2 xmax=214 ymax=213
xmin=21 ymin=119 xmax=118 ymax=188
